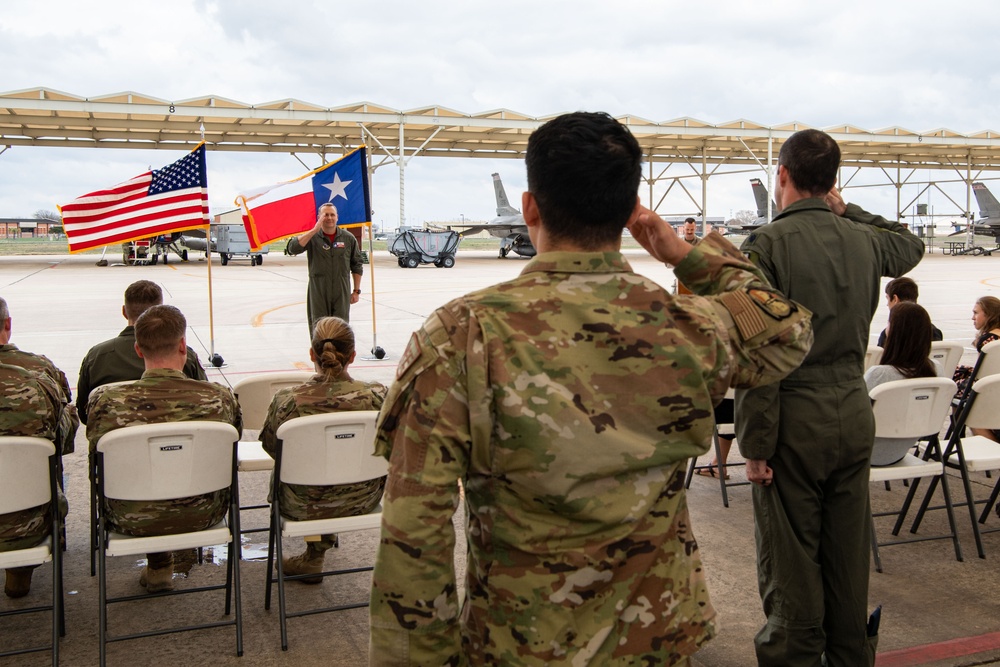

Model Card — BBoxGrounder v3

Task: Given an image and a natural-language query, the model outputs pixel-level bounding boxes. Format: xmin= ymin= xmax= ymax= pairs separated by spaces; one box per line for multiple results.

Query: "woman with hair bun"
xmin=259 ymin=316 xmax=387 ymax=583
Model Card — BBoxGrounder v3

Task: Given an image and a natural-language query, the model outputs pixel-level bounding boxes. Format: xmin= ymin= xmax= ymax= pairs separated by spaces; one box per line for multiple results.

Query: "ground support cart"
xmin=388 ymin=229 xmax=460 ymax=268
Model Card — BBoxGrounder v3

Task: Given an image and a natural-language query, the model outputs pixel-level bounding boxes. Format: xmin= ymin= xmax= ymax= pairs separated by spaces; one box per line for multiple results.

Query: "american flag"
xmin=60 ymin=143 xmax=209 ymax=253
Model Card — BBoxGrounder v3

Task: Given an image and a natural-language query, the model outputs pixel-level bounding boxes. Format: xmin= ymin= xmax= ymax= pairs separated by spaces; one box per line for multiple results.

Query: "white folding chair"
xmin=912 ymin=374 xmax=1000 ymax=559
xmin=685 ymin=390 xmax=749 ymax=507
xmin=866 ymin=378 xmax=960 ymax=572
xmin=0 ymin=437 xmax=63 ymax=664
xmin=233 ymin=372 xmax=313 ymax=536
xmin=864 ymin=345 xmax=884 ymax=371
xmin=95 ymin=421 xmax=242 ymax=666
xmin=264 ymin=411 xmax=385 ymax=651
xmin=930 ymin=341 xmax=965 ymax=380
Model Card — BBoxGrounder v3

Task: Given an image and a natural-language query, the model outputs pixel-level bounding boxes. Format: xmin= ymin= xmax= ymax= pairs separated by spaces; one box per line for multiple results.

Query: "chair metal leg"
xmin=276 ymin=522 xmax=289 ymax=651
xmin=978 ymin=475 xmax=1000 ymax=523
xmin=264 ymin=508 xmax=277 ymax=611
xmin=90 ymin=454 xmax=98 ymax=577
xmin=683 ymin=457 xmax=696 ymax=489
xmin=714 ymin=432 xmax=730 ymax=508
xmin=870 ymin=512 xmax=883 ymax=574
xmin=938 ymin=469 xmax=965 ymax=563
xmin=98 ymin=517 xmax=108 ymax=667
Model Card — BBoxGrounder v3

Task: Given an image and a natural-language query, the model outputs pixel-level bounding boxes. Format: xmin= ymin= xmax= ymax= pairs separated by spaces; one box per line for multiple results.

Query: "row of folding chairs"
xmin=5 ymin=408 xmax=384 ymax=664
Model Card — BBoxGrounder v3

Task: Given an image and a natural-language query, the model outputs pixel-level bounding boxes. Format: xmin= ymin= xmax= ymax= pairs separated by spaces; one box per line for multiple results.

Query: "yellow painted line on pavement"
xmin=251 ymin=301 xmax=305 ymax=328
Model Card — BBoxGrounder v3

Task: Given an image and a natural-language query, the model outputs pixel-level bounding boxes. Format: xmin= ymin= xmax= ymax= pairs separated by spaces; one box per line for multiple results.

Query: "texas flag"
xmin=238 ymin=146 xmax=371 ymax=250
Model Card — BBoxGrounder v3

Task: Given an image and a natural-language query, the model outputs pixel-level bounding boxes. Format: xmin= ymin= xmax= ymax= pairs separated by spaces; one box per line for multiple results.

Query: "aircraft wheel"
xmin=499 ymin=247 xmax=509 ymax=258
xmin=162 ymin=253 xmax=168 ymax=265
xmin=256 ymin=254 xmax=263 ymax=265
xmin=150 ymin=254 xmax=158 ymax=265
xmin=405 ymin=255 xmax=419 ymax=269
xmin=221 ymin=253 xmax=229 ymax=266
xmin=182 ymin=249 xmax=189 ymax=261
xmin=442 ymin=255 xmax=455 ymax=268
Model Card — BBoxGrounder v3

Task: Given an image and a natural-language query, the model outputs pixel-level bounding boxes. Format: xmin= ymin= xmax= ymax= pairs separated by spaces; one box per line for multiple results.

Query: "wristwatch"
xmin=353 ymin=289 xmax=361 ymax=294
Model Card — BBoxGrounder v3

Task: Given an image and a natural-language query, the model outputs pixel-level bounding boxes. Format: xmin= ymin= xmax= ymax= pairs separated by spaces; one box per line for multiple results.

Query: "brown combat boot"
xmin=4 ymin=566 xmax=37 ymax=599
xmin=140 ymin=552 xmax=175 ymax=593
xmin=282 ymin=543 xmax=328 ymax=584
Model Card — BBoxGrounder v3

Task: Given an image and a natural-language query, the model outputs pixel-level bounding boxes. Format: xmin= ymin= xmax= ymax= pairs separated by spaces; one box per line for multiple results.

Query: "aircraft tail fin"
xmin=973 ymin=182 xmax=1000 ymax=219
xmin=750 ymin=178 xmax=775 ymax=218
xmin=493 ymin=173 xmax=520 ymax=216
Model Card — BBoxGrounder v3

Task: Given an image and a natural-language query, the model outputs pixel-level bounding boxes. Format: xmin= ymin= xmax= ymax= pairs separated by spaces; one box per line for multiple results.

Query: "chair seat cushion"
xmin=952 ymin=436 xmax=1000 ymax=471
xmin=869 ymin=454 xmax=942 ymax=483
xmin=237 ymin=441 xmax=274 ymax=472
xmin=280 ymin=509 xmax=382 ymax=539
xmin=106 ymin=519 xmax=231 ymax=557
xmin=0 ymin=536 xmax=52 ymax=569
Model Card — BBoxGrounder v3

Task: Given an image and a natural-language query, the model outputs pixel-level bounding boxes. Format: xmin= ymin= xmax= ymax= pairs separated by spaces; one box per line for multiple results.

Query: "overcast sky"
xmin=2 ymin=0 xmax=999 ymax=227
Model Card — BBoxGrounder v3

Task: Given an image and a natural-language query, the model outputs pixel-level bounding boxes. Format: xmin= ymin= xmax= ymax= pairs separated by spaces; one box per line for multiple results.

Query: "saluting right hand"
xmin=628 ymin=206 xmax=691 ymax=266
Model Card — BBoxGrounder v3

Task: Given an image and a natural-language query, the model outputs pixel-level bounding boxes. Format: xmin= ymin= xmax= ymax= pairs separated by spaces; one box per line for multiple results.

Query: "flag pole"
xmin=366 ymin=221 xmax=383 ymax=358
xmin=199 ymin=124 xmax=222 ymax=368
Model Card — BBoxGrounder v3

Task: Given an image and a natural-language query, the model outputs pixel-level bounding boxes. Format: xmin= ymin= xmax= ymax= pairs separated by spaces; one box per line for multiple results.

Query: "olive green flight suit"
xmin=287 ymin=226 xmax=363 ymax=330
xmin=736 ymin=199 xmax=924 ymax=667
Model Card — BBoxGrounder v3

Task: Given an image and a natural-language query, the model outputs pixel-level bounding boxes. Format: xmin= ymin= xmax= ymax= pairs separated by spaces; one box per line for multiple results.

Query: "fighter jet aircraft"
xmin=448 ymin=173 xmax=535 ymax=258
xmin=964 ymin=182 xmax=1000 ymax=237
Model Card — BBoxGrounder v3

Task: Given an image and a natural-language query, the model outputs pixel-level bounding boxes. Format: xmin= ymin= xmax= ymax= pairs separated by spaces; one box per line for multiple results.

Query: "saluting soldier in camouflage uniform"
xmin=287 ymin=203 xmax=364 ymax=331
xmin=369 ymin=112 xmax=814 ymax=666
xmin=259 ymin=316 xmax=386 ymax=582
xmin=76 ymin=280 xmax=207 ymax=424
xmin=736 ymin=129 xmax=925 ymax=667
xmin=0 ymin=296 xmax=79 ymax=455
xmin=0 ymin=362 xmax=66 ymax=599
xmin=87 ymin=305 xmax=241 ymax=593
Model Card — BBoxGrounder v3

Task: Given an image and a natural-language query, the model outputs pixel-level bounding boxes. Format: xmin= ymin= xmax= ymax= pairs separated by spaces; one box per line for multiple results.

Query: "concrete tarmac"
xmin=1 ymin=245 xmax=1000 ymax=665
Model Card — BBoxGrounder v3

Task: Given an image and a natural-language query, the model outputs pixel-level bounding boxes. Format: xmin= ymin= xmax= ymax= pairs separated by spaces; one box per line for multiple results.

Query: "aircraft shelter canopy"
xmin=2 ymin=87 xmax=1000 ymax=172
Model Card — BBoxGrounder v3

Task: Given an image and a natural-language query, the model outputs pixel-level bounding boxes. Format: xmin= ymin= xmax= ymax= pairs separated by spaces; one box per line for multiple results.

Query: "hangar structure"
xmin=3 ymin=87 xmax=1000 ymax=226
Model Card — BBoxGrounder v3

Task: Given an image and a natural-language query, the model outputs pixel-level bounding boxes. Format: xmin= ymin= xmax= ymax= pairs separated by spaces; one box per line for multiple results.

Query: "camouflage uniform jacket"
xmin=259 ymin=374 xmax=387 ymax=521
xmin=76 ymin=326 xmax=207 ymax=424
xmin=86 ymin=368 xmax=242 ymax=534
xmin=0 ymin=343 xmax=79 ymax=454
xmin=369 ymin=233 xmax=814 ymax=666
xmin=0 ymin=362 xmax=65 ymax=551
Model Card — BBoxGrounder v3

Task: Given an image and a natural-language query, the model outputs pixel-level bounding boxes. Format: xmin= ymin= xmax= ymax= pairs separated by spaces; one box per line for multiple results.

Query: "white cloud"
xmin=1 ymin=0 xmax=999 ymax=223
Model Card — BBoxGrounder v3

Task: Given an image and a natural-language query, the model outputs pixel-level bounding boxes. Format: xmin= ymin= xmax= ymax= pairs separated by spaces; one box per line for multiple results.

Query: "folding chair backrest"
xmin=865 ymin=345 xmax=884 ymax=371
xmin=234 ymin=372 xmax=315 ymax=431
xmin=0 ymin=437 xmax=55 ymax=514
xmin=962 ymin=374 xmax=1000 ymax=431
xmin=869 ymin=377 xmax=957 ymax=439
xmin=275 ymin=411 xmax=385 ymax=486
xmin=976 ymin=339 xmax=1000 ymax=379
xmin=929 ymin=341 xmax=965 ymax=379
xmin=96 ymin=421 xmax=238 ymax=501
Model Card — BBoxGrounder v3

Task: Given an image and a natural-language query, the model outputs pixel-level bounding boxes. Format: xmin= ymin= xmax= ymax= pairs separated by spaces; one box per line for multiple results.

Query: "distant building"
xmin=0 ymin=218 xmax=60 ymax=238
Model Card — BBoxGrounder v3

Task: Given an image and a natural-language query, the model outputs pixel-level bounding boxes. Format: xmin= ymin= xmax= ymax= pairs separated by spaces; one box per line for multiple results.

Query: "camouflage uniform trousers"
xmin=0 ymin=490 xmax=68 ymax=552
xmin=274 ymin=477 xmax=385 ymax=551
xmin=104 ymin=490 xmax=230 ymax=566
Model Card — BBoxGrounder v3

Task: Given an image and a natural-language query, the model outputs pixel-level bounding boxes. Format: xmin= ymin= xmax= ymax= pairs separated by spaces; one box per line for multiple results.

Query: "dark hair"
xmin=124 ymin=280 xmax=163 ymax=321
xmin=525 ymin=111 xmax=642 ymax=248
xmin=886 ymin=277 xmax=918 ymax=303
xmin=778 ymin=129 xmax=840 ymax=196
xmin=880 ymin=302 xmax=935 ymax=378
xmin=311 ymin=316 xmax=354 ymax=381
xmin=134 ymin=304 xmax=185 ymax=358
xmin=684 ymin=217 xmax=696 ymax=224
xmin=976 ymin=296 xmax=1000 ymax=339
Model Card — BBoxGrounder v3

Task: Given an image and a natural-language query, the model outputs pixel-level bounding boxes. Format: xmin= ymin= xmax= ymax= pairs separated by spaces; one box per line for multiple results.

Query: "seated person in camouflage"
xmin=369 ymin=112 xmax=814 ymax=666
xmin=86 ymin=305 xmax=242 ymax=594
xmin=77 ymin=280 xmax=207 ymax=425
xmin=259 ymin=316 xmax=387 ymax=583
xmin=0 ymin=296 xmax=78 ymax=455
xmin=0 ymin=362 xmax=68 ymax=599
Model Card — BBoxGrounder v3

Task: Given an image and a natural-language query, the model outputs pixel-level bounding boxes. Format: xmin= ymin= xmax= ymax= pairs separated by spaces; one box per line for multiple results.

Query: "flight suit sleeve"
xmin=77 ymin=354 xmax=94 ymax=425
xmin=842 ymin=203 xmax=925 ymax=277
xmin=349 ymin=234 xmax=364 ymax=276
xmin=286 ymin=236 xmax=307 ymax=255
xmin=369 ymin=308 xmax=470 ymax=666
xmin=674 ymin=231 xmax=814 ymax=390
